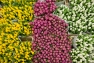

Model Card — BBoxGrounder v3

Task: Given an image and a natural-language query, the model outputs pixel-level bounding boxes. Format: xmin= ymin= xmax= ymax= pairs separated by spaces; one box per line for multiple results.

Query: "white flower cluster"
xmin=54 ymin=0 xmax=94 ymax=34
xmin=54 ymin=0 xmax=94 ymax=62
xmin=71 ymin=35 xmax=94 ymax=63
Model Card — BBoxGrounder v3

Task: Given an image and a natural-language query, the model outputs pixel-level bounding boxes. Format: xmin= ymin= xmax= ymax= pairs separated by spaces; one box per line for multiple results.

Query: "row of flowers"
xmin=0 ymin=0 xmax=34 ymax=63
xmin=54 ymin=0 xmax=94 ymax=34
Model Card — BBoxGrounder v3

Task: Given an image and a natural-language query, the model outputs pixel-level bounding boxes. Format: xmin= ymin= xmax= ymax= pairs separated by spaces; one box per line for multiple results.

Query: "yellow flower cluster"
xmin=1 ymin=4 xmax=34 ymax=35
xmin=1 ymin=0 xmax=36 ymax=6
xmin=0 ymin=0 xmax=35 ymax=63
xmin=2 ymin=5 xmax=34 ymax=21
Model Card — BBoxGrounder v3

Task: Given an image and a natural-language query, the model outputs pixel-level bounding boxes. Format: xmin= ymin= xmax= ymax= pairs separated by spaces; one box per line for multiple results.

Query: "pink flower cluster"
xmin=34 ymin=0 xmax=57 ymax=16
xmin=30 ymin=0 xmax=72 ymax=63
xmin=30 ymin=14 xmax=72 ymax=63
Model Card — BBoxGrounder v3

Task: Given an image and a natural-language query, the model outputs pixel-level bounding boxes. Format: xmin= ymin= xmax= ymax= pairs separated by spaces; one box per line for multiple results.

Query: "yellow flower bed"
xmin=0 ymin=0 xmax=35 ymax=63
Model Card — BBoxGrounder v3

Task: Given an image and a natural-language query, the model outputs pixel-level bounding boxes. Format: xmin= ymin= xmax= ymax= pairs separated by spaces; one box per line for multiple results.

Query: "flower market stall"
xmin=0 ymin=0 xmax=94 ymax=63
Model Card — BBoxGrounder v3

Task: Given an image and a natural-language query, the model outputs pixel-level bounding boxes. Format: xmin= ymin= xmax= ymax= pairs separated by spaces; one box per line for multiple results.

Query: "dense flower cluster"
xmin=71 ymin=35 xmax=94 ymax=63
xmin=30 ymin=14 xmax=72 ymax=63
xmin=54 ymin=0 xmax=94 ymax=34
xmin=30 ymin=0 xmax=72 ymax=63
xmin=0 ymin=0 xmax=34 ymax=62
xmin=1 ymin=2 xmax=34 ymax=35
xmin=0 ymin=0 xmax=93 ymax=63
xmin=1 ymin=0 xmax=36 ymax=6
xmin=54 ymin=0 xmax=94 ymax=63
xmin=0 ymin=19 xmax=34 ymax=63
xmin=34 ymin=0 xmax=57 ymax=16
